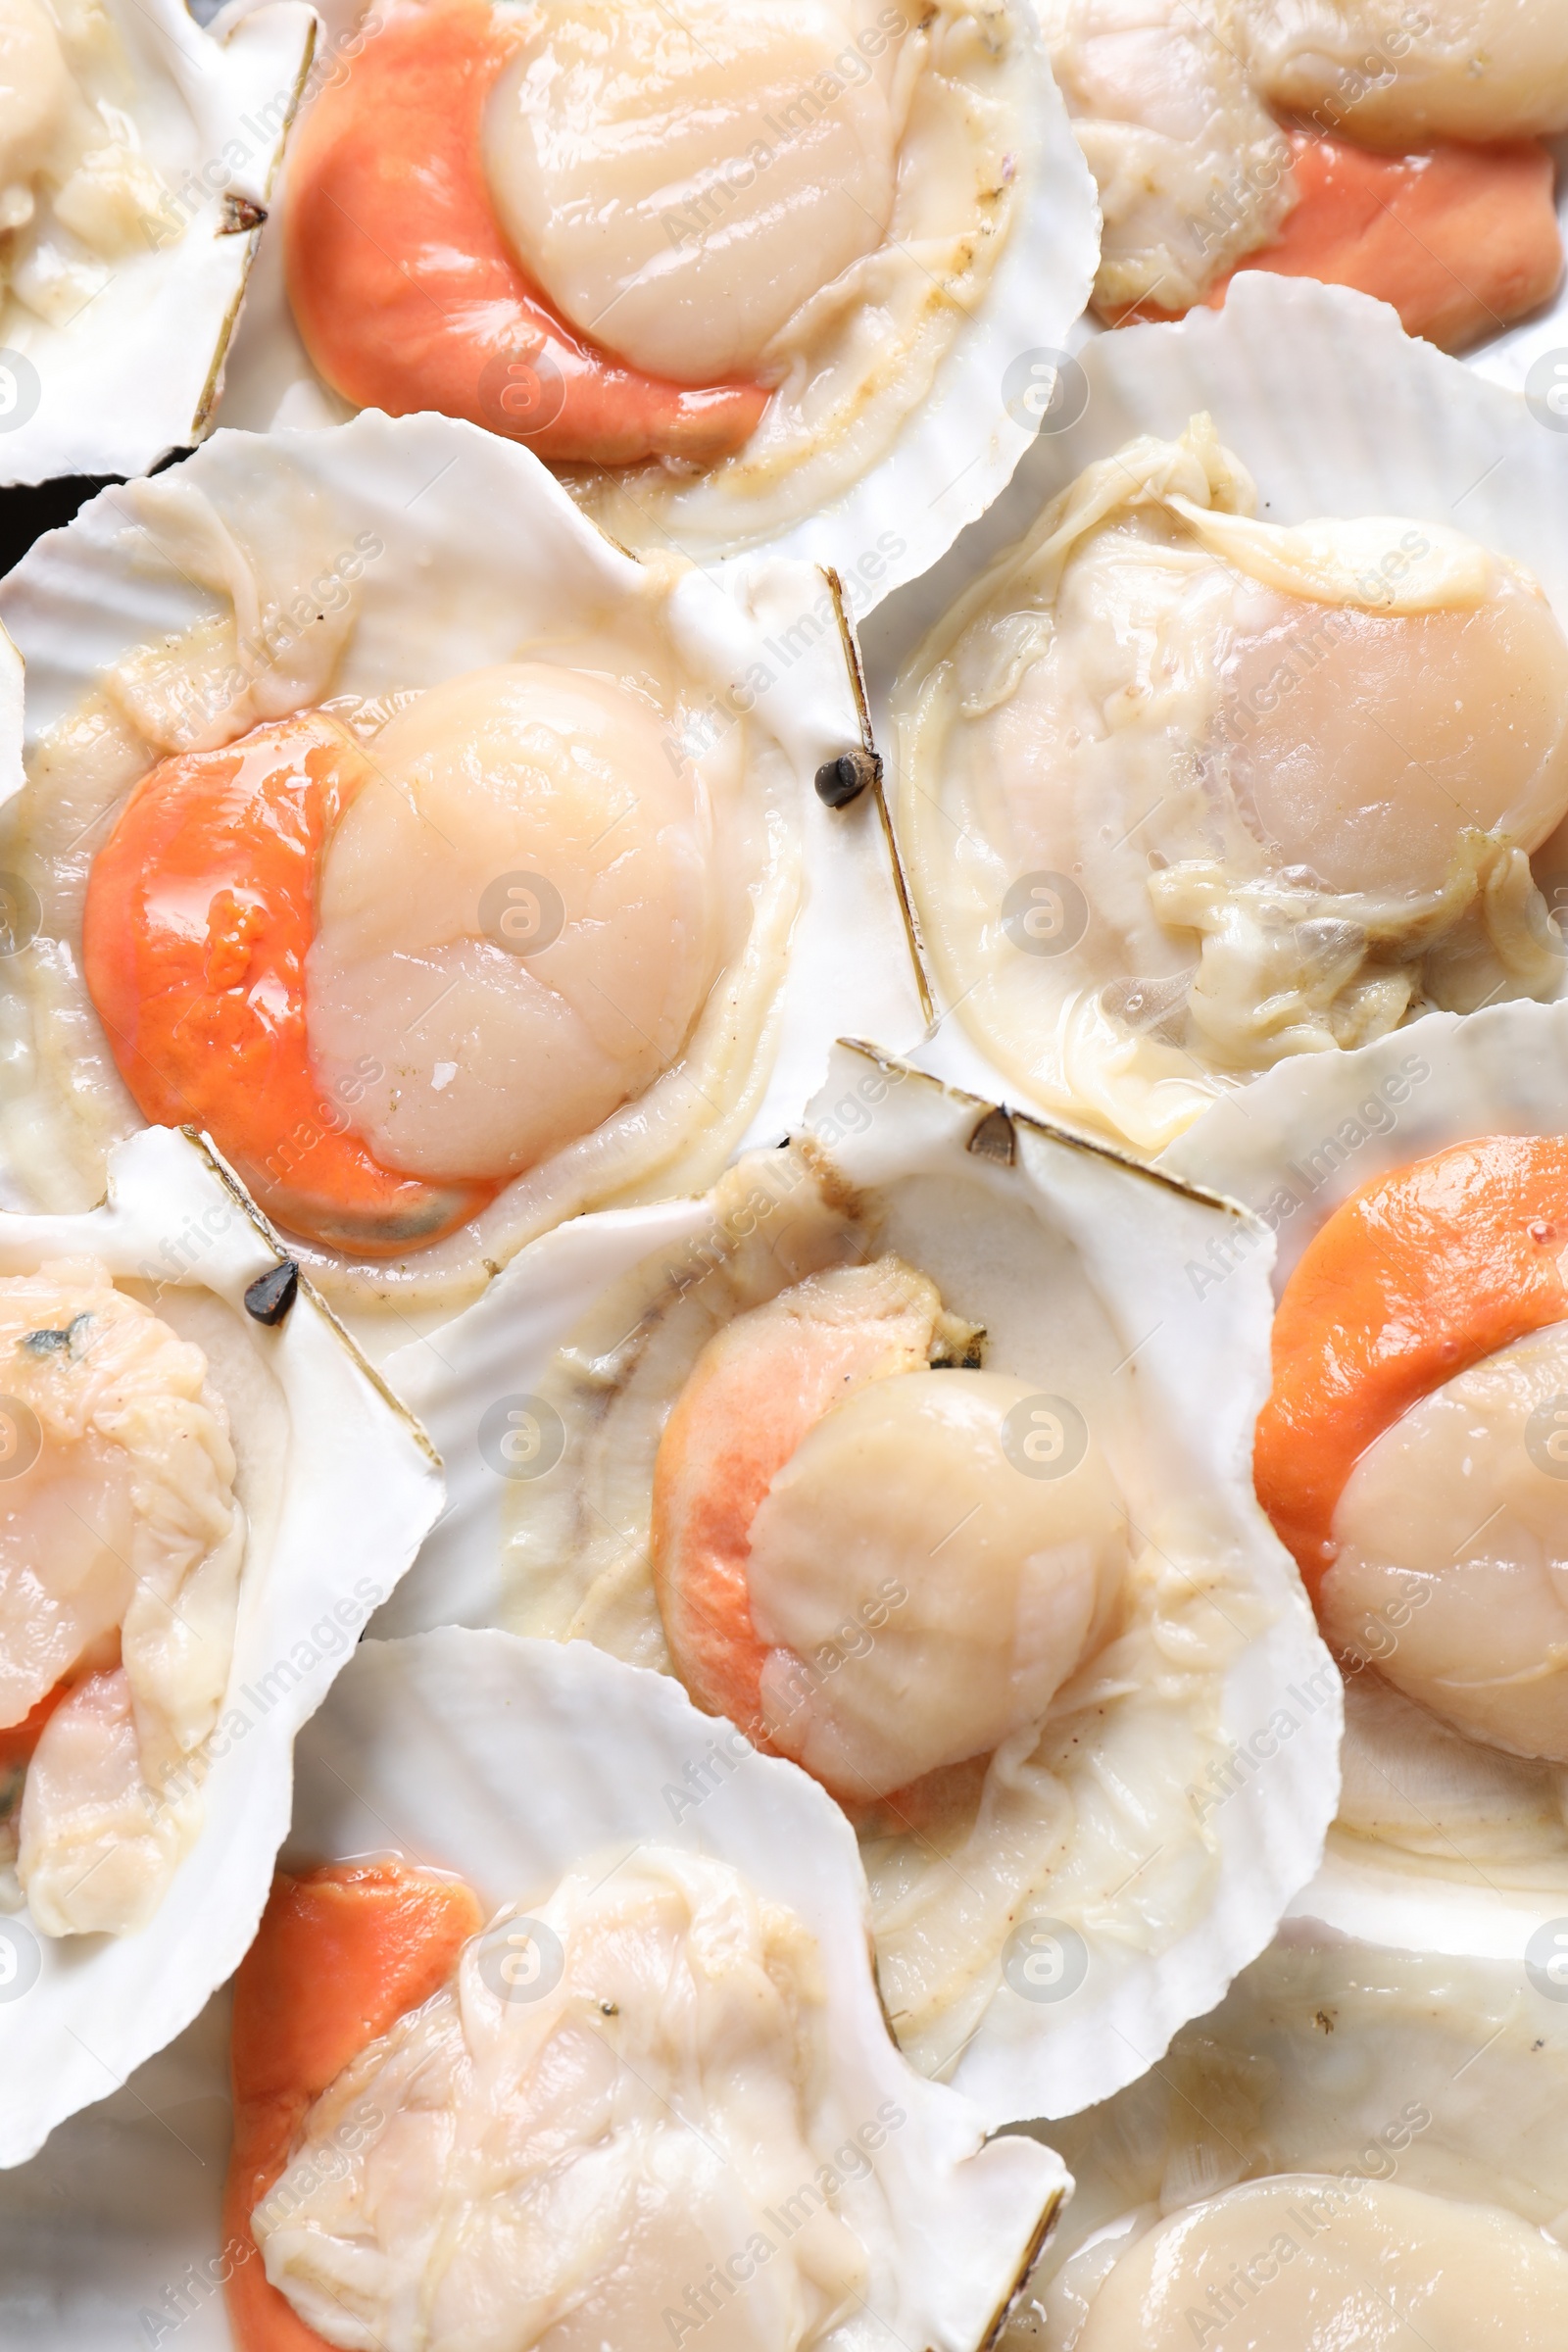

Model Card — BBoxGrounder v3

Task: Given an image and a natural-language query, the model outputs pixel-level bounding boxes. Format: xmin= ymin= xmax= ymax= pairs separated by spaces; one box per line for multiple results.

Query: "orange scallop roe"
xmin=223 ymin=1860 xmax=483 ymax=2352
xmin=284 ymin=0 xmax=771 ymax=466
xmin=1254 ymin=1135 xmax=1568 ymax=1596
xmin=82 ymin=712 xmax=497 ymax=1257
xmin=651 ymin=1304 xmax=898 ymax=1744
xmin=1117 ymin=130 xmax=1562 ymax=352
xmin=652 ymin=1298 xmax=977 ymax=1827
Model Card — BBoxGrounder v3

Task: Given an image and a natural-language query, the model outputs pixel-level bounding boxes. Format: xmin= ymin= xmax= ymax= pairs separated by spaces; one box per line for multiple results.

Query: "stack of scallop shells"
xmin=1 ymin=4 xmax=1567 ymax=2348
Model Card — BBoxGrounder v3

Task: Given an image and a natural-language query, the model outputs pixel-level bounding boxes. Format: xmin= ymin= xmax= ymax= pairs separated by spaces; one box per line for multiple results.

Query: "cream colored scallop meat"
xmin=1324 ymin=1320 xmax=1568 ymax=1765
xmin=484 ymin=0 xmax=899 ymax=384
xmin=1040 ymin=0 xmax=1296 ymax=313
xmin=0 ymin=0 xmax=72 ymax=215
xmin=1236 ymin=0 xmax=1568 ymax=145
xmin=751 ymin=1368 xmax=1126 ymax=1798
xmin=254 ymin=1848 xmax=877 ymax=2352
xmin=0 ymin=0 xmax=173 ymax=328
xmin=0 ymin=1258 xmax=243 ymax=1936
xmin=1064 ymin=2174 xmax=1568 ymax=2349
xmin=304 ymin=663 xmax=722 ymax=1185
xmin=569 ymin=0 xmax=1031 ymax=559
xmin=894 ymin=416 xmax=1568 ymax=1153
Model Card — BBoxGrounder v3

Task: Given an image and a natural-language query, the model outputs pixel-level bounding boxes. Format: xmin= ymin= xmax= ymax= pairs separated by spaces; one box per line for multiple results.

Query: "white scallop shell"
xmin=0 ymin=407 xmax=924 ymax=1340
xmin=1002 ymin=1914 xmax=1568 ymax=2348
xmin=373 ymin=1042 xmax=1338 ymax=2125
xmin=0 ymin=1625 xmax=1070 ymax=2352
xmin=1161 ymin=994 xmax=1568 ymax=1966
xmin=212 ymin=0 xmax=1101 ymax=612
xmin=0 ymin=1121 xmax=443 ymax=2167
xmin=0 ymin=0 xmax=314 ymax=487
xmin=858 ymin=272 xmax=1568 ymax=1138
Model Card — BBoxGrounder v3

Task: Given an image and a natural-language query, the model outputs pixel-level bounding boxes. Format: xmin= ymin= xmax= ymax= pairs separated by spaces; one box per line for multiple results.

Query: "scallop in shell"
xmin=372 ymin=1042 xmax=1337 ymax=2125
xmin=1041 ymin=0 xmax=1568 ymax=355
xmin=1001 ymin=1917 xmax=1568 ymax=2346
xmin=0 ymin=0 xmax=315 ymax=485
xmin=0 ymin=408 xmax=920 ymax=1337
xmin=213 ymin=0 xmax=1101 ymax=606
xmin=0 ymin=1121 xmax=442 ymax=2167
xmin=868 ymin=274 xmax=1568 ymax=1157
xmin=0 ymin=1626 xmax=1072 ymax=2352
xmin=1162 ymin=994 xmax=1568 ymax=1961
